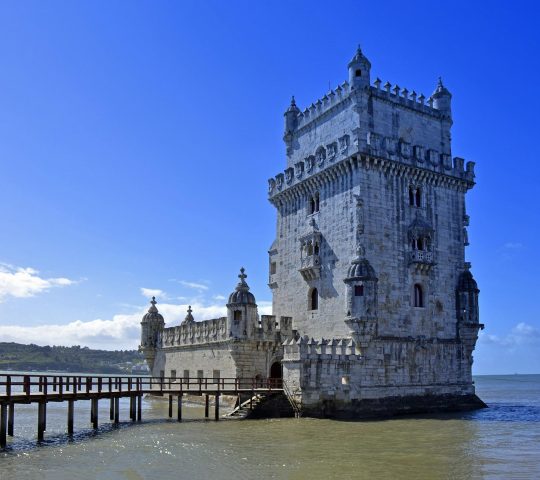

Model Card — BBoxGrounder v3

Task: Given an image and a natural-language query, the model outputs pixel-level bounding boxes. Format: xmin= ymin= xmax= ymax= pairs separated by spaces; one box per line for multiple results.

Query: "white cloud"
xmin=213 ymin=294 xmax=226 ymax=301
xmin=503 ymin=242 xmax=524 ymax=250
xmin=140 ymin=287 xmax=167 ymax=299
xmin=0 ymin=263 xmax=75 ymax=302
xmin=178 ymin=280 xmax=209 ymax=291
xmin=0 ymin=299 xmax=273 ymax=350
xmin=479 ymin=322 xmax=540 ymax=349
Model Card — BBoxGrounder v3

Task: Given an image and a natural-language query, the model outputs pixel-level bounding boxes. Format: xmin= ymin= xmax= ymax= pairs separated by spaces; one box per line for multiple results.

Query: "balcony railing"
xmin=409 ymin=250 xmax=434 ymax=264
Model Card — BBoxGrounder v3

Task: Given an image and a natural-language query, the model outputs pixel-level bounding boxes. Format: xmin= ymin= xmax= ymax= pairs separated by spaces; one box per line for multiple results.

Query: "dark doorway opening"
xmin=269 ymin=361 xmax=282 ymax=388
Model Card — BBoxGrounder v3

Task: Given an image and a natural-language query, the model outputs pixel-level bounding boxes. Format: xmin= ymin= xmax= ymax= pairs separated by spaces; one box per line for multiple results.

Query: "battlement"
xmin=268 ymin=145 xmax=476 ymax=200
xmin=160 ymin=315 xmax=294 ymax=348
xmin=293 ymin=77 xmax=443 ymax=134
xmin=161 ymin=317 xmax=228 ymax=348
xmin=283 ymin=336 xmax=360 ymax=361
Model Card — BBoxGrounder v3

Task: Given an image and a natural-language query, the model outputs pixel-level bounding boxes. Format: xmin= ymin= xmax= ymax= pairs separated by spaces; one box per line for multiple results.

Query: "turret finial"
xmin=239 ymin=267 xmax=247 ymax=283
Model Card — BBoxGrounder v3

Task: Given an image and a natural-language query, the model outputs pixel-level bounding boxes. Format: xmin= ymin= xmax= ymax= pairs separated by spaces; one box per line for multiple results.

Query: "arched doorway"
xmin=269 ymin=361 xmax=282 ymax=388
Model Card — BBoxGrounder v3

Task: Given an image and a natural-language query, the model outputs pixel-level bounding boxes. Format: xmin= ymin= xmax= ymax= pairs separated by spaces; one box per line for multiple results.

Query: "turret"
xmin=226 ymin=267 xmax=259 ymax=339
xmin=348 ymin=45 xmax=371 ymax=89
xmin=139 ymin=296 xmax=165 ymax=370
xmin=431 ymin=77 xmax=452 ymax=117
xmin=343 ymin=247 xmax=378 ymax=347
xmin=283 ymin=96 xmax=300 ymax=152
xmin=284 ymin=96 xmax=300 ymax=136
xmin=456 ymin=265 xmax=480 ymax=325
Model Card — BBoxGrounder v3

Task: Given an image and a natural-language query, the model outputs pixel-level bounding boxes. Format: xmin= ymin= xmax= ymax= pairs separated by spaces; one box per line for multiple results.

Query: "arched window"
xmin=409 ymin=186 xmax=422 ymax=207
xmin=314 ymin=242 xmax=320 ymax=255
xmin=414 ymin=284 xmax=424 ymax=308
xmin=310 ymin=197 xmax=316 ymax=214
xmin=234 ymin=310 xmax=242 ymax=321
xmin=310 ymin=288 xmax=319 ymax=310
xmin=315 ymin=193 xmax=320 ymax=212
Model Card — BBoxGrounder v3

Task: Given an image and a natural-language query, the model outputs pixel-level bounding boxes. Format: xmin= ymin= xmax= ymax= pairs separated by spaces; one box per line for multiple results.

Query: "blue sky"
xmin=0 ymin=0 xmax=538 ymax=374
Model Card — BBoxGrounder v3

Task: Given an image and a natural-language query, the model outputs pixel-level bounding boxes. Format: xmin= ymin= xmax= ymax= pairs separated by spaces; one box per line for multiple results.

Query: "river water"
xmin=0 ymin=374 xmax=539 ymax=479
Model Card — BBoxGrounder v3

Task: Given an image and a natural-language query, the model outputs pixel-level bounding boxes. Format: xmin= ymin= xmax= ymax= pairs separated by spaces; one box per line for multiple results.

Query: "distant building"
xmin=140 ymin=47 xmax=485 ymax=417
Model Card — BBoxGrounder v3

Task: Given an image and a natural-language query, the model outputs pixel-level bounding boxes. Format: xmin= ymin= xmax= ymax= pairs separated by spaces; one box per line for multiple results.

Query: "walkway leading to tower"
xmin=0 ymin=374 xmax=284 ymax=448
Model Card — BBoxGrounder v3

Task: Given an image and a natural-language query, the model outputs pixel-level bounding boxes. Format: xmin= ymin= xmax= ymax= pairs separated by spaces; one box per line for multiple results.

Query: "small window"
xmin=159 ymin=370 xmax=165 ymax=379
xmin=270 ymin=262 xmax=277 ymax=274
xmin=415 ymin=189 xmax=422 ymax=207
xmin=197 ymin=370 xmax=204 ymax=380
xmin=414 ymin=284 xmax=424 ymax=308
xmin=170 ymin=370 xmax=176 ymax=380
xmin=309 ymin=193 xmax=320 ymax=214
xmin=234 ymin=310 xmax=242 ymax=321
xmin=354 ymin=285 xmax=364 ymax=297
xmin=355 ymin=69 xmax=362 ymax=77
xmin=409 ymin=187 xmax=422 ymax=207
xmin=213 ymin=370 xmax=220 ymax=381
xmin=183 ymin=369 xmax=189 ymax=380
xmin=310 ymin=288 xmax=319 ymax=310
xmin=314 ymin=243 xmax=320 ymax=255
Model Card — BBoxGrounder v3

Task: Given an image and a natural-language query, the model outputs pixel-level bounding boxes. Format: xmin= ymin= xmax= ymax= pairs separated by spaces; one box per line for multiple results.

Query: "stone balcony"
xmin=299 ymin=254 xmax=321 ymax=281
xmin=409 ymin=250 xmax=435 ymax=273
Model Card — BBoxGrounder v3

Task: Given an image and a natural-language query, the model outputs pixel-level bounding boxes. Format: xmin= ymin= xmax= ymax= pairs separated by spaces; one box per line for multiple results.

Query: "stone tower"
xmin=269 ymin=47 xmax=485 ymax=416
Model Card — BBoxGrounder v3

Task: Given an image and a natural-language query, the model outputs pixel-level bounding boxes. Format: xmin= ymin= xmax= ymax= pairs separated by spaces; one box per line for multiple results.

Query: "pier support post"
xmin=215 ymin=394 xmax=220 ymax=421
xmin=8 ymin=403 xmax=14 ymax=436
xmin=38 ymin=402 xmax=46 ymax=441
xmin=0 ymin=403 xmax=7 ymax=448
xmin=130 ymin=396 xmax=136 ymax=422
xmin=177 ymin=394 xmax=182 ymax=422
xmin=110 ymin=397 xmax=114 ymax=421
xmin=67 ymin=400 xmax=74 ymax=435
xmin=205 ymin=394 xmax=209 ymax=418
xmin=91 ymin=398 xmax=98 ymax=429
xmin=168 ymin=395 xmax=173 ymax=418
xmin=114 ymin=397 xmax=119 ymax=424
xmin=137 ymin=395 xmax=142 ymax=422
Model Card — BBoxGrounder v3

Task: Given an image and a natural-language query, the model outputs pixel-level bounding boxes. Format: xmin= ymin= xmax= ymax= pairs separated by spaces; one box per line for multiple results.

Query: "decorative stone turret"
xmin=284 ymin=96 xmax=300 ymax=135
xmin=344 ymin=247 xmax=378 ymax=347
xmin=139 ymin=297 xmax=165 ymax=370
xmin=181 ymin=305 xmax=195 ymax=326
xmin=432 ymin=77 xmax=452 ymax=118
xmin=456 ymin=263 xmax=483 ymax=373
xmin=348 ymin=45 xmax=371 ymax=89
xmin=226 ymin=268 xmax=259 ymax=339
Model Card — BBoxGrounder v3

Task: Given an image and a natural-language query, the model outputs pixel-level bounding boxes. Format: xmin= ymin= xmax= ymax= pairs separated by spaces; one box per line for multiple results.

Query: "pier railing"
xmin=0 ymin=374 xmax=283 ymax=400
xmin=0 ymin=373 xmax=285 ymax=447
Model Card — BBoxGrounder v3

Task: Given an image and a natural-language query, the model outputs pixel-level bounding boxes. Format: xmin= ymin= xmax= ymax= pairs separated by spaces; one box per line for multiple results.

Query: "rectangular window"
xmin=354 ymin=285 xmax=364 ymax=296
xmin=213 ymin=370 xmax=220 ymax=381
xmin=159 ymin=370 xmax=164 ymax=379
xmin=183 ymin=369 xmax=190 ymax=380
xmin=197 ymin=370 xmax=204 ymax=380
xmin=170 ymin=369 xmax=176 ymax=380
xmin=270 ymin=262 xmax=277 ymax=274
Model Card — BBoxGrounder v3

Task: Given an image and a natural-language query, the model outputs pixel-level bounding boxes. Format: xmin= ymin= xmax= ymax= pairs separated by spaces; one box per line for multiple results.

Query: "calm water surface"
xmin=0 ymin=374 xmax=539 ymax=479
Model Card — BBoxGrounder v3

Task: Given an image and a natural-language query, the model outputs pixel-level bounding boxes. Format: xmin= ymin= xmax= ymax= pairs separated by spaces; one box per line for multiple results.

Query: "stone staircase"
xmin=225 ymin=392 xmax=296 ymax=419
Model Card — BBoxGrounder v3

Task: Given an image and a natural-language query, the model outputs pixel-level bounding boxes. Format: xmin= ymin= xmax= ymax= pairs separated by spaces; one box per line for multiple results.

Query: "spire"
xmin=182 ymin=305 xmax=195 ymax=325
xmin=432 ymin=76 xmax=451 ymax=97
xmin=227 ymin=267 xmax=256 ymax=305
xmin=237 ymin=267 xmax=249 ymax=290
xmin=148 ymin=296 xmax=158 ymax=314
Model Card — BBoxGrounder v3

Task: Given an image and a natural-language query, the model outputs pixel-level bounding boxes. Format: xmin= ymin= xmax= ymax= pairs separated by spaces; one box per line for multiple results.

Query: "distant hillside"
xmin=0 ymin=342 xmax=146 ymax=374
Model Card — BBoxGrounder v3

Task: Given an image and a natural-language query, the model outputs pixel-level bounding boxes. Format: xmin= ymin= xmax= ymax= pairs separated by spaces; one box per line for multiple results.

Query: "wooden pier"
xmin=0 ymin=374 xmax=283 ymax=448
